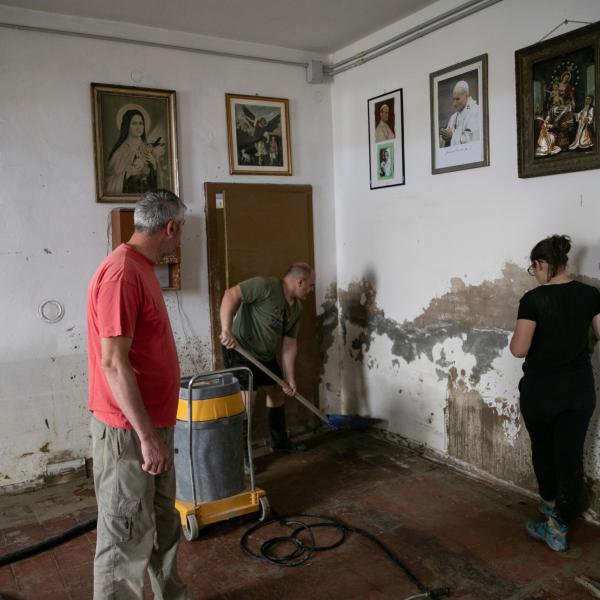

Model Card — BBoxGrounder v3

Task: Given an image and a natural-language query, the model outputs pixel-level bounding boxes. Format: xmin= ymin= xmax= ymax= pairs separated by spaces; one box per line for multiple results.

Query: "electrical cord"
xmin=175 ymin=290 xmax=202 ymax=373
xmin=105 ymin=212 xmax=112 ymax=256
xmin=240 ymin=512 xmax=451 ymax=599
xmin=0 ymin=510 xmax=451 ymax=599
xmin=0 ymin=517 xmax=97 ymax=568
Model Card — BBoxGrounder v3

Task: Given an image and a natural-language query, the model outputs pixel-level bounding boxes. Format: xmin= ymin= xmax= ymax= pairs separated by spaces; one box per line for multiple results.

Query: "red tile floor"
xmin=1 ymin=430 xmax=599 ymax=599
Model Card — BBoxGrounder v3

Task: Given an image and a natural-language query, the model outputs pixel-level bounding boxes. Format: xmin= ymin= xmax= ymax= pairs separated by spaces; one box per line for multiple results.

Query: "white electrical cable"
xmin=175 ymin=290 xmax=202 ymax=372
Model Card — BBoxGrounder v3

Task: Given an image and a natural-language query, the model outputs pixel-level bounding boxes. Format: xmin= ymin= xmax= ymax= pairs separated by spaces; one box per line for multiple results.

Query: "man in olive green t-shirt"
xmin=220 ymin=263 xmax=315 ymax=453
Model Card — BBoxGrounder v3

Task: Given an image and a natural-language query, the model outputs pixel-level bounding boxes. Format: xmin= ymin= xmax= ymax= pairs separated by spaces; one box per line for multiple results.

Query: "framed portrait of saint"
xmin=430 ymin=54 xmax=489 ymax=175
xmin=368 ymin=88 xmax=405 ymax=189
xmin=91 ymin=83 xmax=179 ymax=203
xmin=225 ymin=93 xmax=292 ymax=175
xmin=516 ymin=21 xmax=600 ymax=178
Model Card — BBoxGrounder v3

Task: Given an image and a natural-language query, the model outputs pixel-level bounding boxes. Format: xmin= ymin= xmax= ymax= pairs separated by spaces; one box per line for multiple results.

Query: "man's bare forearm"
xmin=219 ymin=286 xmax=243 ymax=347
xmin=281 ymin=337 xmax=297 ymax=382
xmin=102 ymin=358 xmax=155 ymax=441
xmin=100 ymin=336 xmax=169 ymax=475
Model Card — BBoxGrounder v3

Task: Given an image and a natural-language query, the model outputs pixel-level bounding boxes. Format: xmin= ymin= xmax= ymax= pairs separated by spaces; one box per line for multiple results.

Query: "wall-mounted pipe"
xmin=1 ymin=0 xmax=504 ymax=80
xmin=326 ymin=0 xmax=504 ymax=77
xmin=0 ymin=21 xmax=309 ymax=69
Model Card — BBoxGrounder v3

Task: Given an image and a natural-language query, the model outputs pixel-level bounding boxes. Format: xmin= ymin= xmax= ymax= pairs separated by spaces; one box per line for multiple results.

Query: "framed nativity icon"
xmin=91 ymin=83 xmax=180 ymax=203
xmin=368 ymin=88 xmax=405 ymax=189
xmin=516 ymin=21 xmax=600 ymax=178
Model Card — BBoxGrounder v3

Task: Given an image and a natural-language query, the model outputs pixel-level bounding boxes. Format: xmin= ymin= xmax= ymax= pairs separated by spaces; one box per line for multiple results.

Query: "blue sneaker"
xmin=526 ymin=519 xmax=568 ymax=552
xmin=538 ymin=499 xmax=556 ymax=518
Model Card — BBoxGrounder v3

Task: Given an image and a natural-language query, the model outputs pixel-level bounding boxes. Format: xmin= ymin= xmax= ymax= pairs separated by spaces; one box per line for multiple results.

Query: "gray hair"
xmin=284 ymin=262 xmax=313 ymax=280
xmin=453 ymin=80 xmax=470 ymax=95
xmin=134 ymin=189 xmax=186 ymax=234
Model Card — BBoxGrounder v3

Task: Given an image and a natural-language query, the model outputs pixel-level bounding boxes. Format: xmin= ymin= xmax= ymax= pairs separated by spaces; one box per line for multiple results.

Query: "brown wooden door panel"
xmin=205 ymin=183 xmax=318 ymax=435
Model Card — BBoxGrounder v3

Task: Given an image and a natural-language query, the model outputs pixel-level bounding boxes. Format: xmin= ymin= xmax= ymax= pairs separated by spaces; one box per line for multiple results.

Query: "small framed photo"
xmin=368 ymin=89 xmax=405 ymax=189
xmin=516 ymin=21 xmax=600 ymax=178
xmin=225 ymin=93 xmax=292 ymax=175
xmin=91 ymin=83 xmax=179 ymax=203
xmin=430 ymin=54 xmax=489 ymax=175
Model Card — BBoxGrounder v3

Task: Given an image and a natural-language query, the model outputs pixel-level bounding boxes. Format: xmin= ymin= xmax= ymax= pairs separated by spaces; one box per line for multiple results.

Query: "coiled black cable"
xmin=0 ymin=511 xmax=451 ymax=599
xmin=240 ymin=513 xmax=451 ymax=599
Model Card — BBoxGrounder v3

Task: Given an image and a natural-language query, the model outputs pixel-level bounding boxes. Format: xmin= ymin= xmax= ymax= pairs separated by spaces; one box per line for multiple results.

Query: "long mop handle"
xmin=234 ymin=345 xmax=331 ymax=425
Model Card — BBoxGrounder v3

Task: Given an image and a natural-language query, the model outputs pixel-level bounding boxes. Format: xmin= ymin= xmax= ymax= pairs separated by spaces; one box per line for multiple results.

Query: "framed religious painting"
xmin=516 ymin=21 xmax=600 ymax=178
xmin=430 ymin=54 xmax=489 ymax=174
xmin=368 ymin=88 xmax=405 ymax=189
xmin=225 ymin=93 xmax=292 ymax=175
xmin=91 ymin=83 xmax=179 ymax=203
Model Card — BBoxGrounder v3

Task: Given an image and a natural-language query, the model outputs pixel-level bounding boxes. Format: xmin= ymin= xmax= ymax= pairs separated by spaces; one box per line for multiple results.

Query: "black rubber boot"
xmin=267 ymin=405 xmax=306 ymax=453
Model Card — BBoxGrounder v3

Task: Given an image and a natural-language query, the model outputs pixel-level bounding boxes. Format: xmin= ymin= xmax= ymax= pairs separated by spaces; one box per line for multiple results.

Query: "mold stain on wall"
xmin=338 ymin=265 xmax=530 ymax=377
xmin=445 ymin=366 xmax=535 ymax=489
xmin=316 ymin=282 xmax=339 ymax=378
xmin=333 ymin=264 xmax=600 ymax=501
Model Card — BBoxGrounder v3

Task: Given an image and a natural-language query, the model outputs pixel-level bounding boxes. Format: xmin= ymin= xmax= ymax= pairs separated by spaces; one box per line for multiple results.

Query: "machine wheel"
xmin=258 ymin=496 xmax=270 ymax=522
xmin=182 ymin=514 xmax=199 ymax=541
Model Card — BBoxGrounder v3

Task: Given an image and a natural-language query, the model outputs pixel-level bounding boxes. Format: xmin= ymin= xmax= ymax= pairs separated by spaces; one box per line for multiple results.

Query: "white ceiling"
xmin=1 ymin=0 xmax=440 ymax=53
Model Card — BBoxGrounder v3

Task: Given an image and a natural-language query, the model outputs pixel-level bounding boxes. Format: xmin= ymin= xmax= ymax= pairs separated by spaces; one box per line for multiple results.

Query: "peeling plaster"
xmin=316 ymin=281 xmax=339 ymax=378
xmin=338 ymin=265 xmax=528 ymax=376
xmin=445 ymin=366 xmax=535 ymax=489
xmin=332 ymin=264 xmax=600 ymax=503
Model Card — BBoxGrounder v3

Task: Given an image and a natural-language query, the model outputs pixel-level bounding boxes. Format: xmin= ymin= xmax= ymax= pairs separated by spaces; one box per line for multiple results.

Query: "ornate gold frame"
xmin=516 ymin=22 xmax=600 ymax=178
xmin=91 ymin=83 xmax=179 ymax=203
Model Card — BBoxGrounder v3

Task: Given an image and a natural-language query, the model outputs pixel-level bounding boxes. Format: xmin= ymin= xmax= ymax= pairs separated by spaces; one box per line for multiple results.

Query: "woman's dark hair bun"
xmin=530 ymin=234 xmax=570 ymax=278
xmin=550 ymin=234 xmax=571 ymax=255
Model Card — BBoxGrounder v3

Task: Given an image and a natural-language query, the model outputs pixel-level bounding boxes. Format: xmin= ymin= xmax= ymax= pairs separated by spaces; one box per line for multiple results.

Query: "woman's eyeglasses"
xmin=527 ymin=260 xmax=546 ymax=276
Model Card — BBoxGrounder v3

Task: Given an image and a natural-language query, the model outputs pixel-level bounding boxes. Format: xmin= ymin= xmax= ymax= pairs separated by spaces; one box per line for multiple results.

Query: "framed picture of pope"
xmin=368 ymin=88 xmax=405 ymax=189
xmin=429 ymin=54 xmax=489 ymax=175
xmin=91 ymin=83 xmax=180 ymax=203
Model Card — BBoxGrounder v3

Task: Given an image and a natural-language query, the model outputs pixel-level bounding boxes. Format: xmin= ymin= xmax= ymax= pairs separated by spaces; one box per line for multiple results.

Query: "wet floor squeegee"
xmin=234 ymin=346 xmax=378 ymax=429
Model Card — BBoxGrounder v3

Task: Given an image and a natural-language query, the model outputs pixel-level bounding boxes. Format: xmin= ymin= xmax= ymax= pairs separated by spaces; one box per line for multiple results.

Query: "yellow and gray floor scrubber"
xmin=174 ymin=368 xmax=269 ymax=541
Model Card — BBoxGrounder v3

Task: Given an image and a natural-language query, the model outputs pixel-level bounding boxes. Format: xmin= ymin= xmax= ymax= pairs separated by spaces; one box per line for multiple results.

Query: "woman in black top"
xmin=510 ymin=235 xmax=600 ymax=551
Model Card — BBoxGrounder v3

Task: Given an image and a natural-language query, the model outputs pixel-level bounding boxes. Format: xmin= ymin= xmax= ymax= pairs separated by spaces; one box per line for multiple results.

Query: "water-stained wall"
xmin=329 ymin=0 xmax=600 ymax=515
xmin=0 ymin=7 xmax=335 ymax=489
xmin=319 ymin=266 xmax=600 ymax=514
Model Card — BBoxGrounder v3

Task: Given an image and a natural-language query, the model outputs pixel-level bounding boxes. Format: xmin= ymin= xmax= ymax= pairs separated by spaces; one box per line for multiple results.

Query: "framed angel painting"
xmin=225 ymin=93 xmax=292 ymax=175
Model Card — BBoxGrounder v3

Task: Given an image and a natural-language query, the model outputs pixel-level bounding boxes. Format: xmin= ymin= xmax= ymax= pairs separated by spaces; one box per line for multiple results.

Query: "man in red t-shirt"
xmin=87 ymin=189 xmax=189 ymax=599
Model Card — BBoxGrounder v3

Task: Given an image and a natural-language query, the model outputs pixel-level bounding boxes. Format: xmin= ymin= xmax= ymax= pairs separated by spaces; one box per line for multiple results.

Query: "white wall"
xmin=0 ymin=6 xmax=336 ymax=488
xmin=4 ymin=0 xmax=600 ymax=508
xmin=330 ymin=0 xmax=600 ymax=507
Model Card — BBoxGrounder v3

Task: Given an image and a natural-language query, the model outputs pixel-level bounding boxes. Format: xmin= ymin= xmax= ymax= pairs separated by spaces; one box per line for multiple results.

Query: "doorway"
xmin=204 ymin=182 xmax=318 ymax=435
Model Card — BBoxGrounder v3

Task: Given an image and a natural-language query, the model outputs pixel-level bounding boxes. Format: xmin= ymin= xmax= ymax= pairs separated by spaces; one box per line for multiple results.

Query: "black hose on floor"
xmin=1 ymin=512 xmax=451 ymax=598
xmin=240 ymin=513 xmax=451 ymax=599
xmin=0 ymin=517 xmax=97 ymax=568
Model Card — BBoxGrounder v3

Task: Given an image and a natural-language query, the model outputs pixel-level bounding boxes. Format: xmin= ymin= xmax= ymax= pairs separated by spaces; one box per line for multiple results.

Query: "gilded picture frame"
xmin=516 ymin=21 xmax=600 ymax=178
xmin=91 ymin=83 xmax=180 ymax=203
